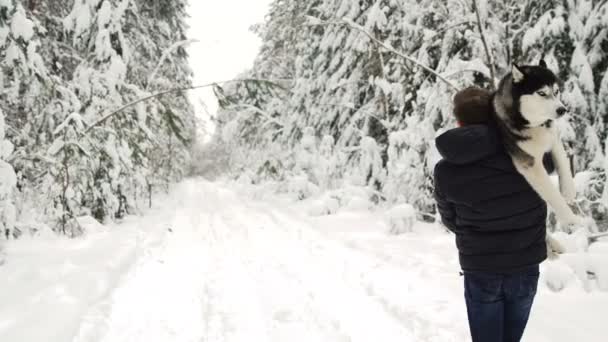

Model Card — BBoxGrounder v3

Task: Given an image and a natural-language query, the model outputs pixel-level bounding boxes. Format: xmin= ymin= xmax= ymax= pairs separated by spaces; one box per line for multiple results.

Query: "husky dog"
xmin=492 ymin=60 xmax=583 ymax=230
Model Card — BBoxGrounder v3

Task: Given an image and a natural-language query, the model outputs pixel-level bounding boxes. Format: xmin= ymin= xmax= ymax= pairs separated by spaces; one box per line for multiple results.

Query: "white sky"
xmin=186 ymin=0 xmax=272 ymax=140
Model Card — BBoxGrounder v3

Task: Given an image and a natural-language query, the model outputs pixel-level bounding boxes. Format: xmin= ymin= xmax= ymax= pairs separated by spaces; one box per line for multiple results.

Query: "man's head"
xmin=453 ymin=86 xmax=492 ymax=126
xmin=512 ymin=60 xmax=567 ymax=127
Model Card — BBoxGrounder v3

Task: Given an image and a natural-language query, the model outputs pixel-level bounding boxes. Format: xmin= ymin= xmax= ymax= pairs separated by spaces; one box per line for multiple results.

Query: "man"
xmin=434 ymin=87 xmax=549 ymax=342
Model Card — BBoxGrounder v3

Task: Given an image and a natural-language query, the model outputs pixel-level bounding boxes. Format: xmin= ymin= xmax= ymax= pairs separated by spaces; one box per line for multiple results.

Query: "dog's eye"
xmin=537 ymin=91 xmax=548 ymax=97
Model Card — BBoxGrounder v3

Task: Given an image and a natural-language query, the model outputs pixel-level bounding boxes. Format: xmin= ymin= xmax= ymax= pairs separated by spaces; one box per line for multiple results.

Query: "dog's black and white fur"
xmin=492 ymin=60 xmax=583 ymax=233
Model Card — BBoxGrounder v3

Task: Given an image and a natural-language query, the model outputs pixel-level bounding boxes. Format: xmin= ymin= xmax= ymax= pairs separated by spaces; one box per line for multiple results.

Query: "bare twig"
xmin=472 ymin=0 xmax=497 ymax=90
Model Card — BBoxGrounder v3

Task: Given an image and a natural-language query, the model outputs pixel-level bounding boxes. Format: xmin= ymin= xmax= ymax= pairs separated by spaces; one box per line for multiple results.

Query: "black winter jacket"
xmin=433 ymin=124 xmax=548 ymax=273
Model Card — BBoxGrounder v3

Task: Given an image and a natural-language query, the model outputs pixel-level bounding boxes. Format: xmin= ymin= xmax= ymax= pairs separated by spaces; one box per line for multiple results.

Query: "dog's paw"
xmin=546 ymin=234 xmax=566 ymax=260
xmin=547 ymin=248 xmax=560 ymax=261
xmin=560 ymin=179 xmax=577 ymax=202
xmin=559 ymin=214 xmax=585 ymax=228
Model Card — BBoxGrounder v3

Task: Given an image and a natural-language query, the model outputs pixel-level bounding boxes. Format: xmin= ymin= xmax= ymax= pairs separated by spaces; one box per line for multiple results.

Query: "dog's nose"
xmin=556 ymin=107 xmax=567 ymax=117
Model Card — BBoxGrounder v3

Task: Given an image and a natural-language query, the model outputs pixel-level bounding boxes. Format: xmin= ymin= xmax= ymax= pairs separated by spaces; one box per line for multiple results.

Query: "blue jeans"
xmin=464 ymin=265 xmax=539 ymax=342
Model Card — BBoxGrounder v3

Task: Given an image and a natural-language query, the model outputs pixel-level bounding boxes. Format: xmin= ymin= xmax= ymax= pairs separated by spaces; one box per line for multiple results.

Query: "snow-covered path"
xmin=72 ymin=180 xmax=464 ymax=342
xmin=1 ymin=179 xmax=607 ymax=342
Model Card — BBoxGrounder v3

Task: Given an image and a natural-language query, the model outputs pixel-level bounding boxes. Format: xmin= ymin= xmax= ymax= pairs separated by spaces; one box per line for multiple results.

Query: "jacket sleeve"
xmin=433 ymin=172 xmax=460 ymax=234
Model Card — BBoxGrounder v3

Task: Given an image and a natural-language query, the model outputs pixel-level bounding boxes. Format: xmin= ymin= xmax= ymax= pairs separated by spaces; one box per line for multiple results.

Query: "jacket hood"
xmin=435 ymin=124 xmax=501 ymax=165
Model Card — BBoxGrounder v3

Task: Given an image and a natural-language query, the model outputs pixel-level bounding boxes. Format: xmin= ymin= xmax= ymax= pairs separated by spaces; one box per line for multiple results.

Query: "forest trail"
xmin=2 ymin=179 xmax=607 ymax=342
xmin=71 ymin=179 xmax=467 ymax=342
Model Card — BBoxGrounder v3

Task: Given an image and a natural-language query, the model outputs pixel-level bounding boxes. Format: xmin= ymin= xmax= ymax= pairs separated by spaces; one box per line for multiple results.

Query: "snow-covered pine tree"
xmin=212 ymin=0 xmax=489 ymax=212
xmin=47 ymin=0 xmax=197 ymax=225
xmin=133 ymin=0 xmax=197 ymax=194
xmin=213 ymin=75 xmax=289 ymax=184
xmin=211 ymin=0 xmax=314 ymax=183
xmin=0 ymin=108 xmax=16 ymax=239
xmin=0 ymin=1 xmax=48 ymax=139
xmin=210 ymin=0 xmax=607 ymax=228
xmin=380 ymin=0 xmax=484 ymax=212
xmin=0 ymin=0 xmax=58 ymax=229
xmin=55 ymin=0 xmax=138 ymax=225
xmin=0 ymin=0 xmax=197 ymax=233
xmin=317 ymin=134 xmax=339 ymax=189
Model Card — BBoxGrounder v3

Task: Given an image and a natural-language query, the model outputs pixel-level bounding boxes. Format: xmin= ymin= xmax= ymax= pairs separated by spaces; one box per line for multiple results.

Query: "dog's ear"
xmin=539 ymin=59 xmax=548 ymax=68
xmin=512 ymin=64 xmax=525 ymax=84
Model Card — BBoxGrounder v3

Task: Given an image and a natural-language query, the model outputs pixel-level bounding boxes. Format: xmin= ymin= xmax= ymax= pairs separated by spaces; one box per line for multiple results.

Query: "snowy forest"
xmin=199 ymin=0 xmax=608 ymax=231
xmin=1 ymin=0 xmax=606 ymax=238
xmin=1 ymin=0 xmax=608 ymax=341
xmin=1 ymin=0 xmax=196 ymax=236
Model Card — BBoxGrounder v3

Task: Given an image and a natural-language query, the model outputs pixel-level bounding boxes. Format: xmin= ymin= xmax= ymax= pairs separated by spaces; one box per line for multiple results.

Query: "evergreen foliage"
xmin=213 ymin=0 xmax=608 ymax=227
xmin=0 ymin=0 xmax=196 ymax=234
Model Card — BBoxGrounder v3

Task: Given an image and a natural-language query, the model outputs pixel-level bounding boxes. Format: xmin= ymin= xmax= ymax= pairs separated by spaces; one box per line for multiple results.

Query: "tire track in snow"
xmin=73 ymin=180 xmax=214 ymax=342
xmin=72 ymin=194 xmax=185 ymax=342
xmin=219 ymin=195 xmax=418 ymax=342
xmin=75 ymin=209 xmax=206 ymax=342
xmin=203 ymin=194 xmax=349 ymax=342
xmin=238 ymin=199 xmax=466 ymax=341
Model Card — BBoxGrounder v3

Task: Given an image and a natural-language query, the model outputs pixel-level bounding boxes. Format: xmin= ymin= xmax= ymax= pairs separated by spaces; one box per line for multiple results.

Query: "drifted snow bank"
xmin=306 ymin=186 xmax=375 ymax=217
xmin=0 ymin=190 xmax=176 ymax=341
xmin=237 ymin=174 xmax=608 ymax=295
xmin=267 ymin=180 xmax=608 ymax=294
xmin=0 ymin=226 xmax=138 ymax=341
xmin=543 ymin=234 xmax=608 ymax=292
xmin=386 ymin=203 xmax=416 ymax=235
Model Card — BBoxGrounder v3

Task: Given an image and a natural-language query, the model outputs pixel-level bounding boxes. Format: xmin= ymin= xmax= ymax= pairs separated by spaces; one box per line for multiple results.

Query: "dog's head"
xmin=512 ymin=60 xmax=567 ymax=127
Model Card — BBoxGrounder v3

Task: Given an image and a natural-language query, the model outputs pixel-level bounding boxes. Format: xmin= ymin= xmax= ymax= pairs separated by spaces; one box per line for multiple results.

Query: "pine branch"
xmin=227 ymin=103 xmax=285 ymax=127
xmin=340 ymin=18 xmax=460 ymax=92
xmin=472 ymin=0 xmax=497 ymax=90
xmin=431 ymin=20 xmax=475 ymax=37
xmin=305 ymin=17 xmax=460 ymax=91
xmin=146 ymin=39 xmax=199 ymax=90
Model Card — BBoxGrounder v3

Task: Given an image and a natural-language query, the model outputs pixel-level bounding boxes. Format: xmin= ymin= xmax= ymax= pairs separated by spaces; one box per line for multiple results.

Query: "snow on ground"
xmin=0 ymin=179 xmax=607 ymax=342
xmin=0 ymin=191 xmax=178 ymax=342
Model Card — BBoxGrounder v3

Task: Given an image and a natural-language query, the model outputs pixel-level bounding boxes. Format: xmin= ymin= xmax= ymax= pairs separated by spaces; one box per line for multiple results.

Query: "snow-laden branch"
xmin=47 ymin=140 xmax=91 ymax=157
xmin=441 ymin=68 xmax=492 ymax=81
xmin=83 ymin=78 xmax=288 ymax=135
xmin=146 ymin=39 xmax=199 ymax=90
xmin=326 ymin=18 xmax=460 ymax=92
xmin=472 ymin=0 xmax=497 ymax=90
xmin=589 ymin=232 xmax=608 ymax=243
xmin=228 ymin=103 xmax=284 ymax=127
xmin=431 ymin=21 xmax=475 ymax=36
